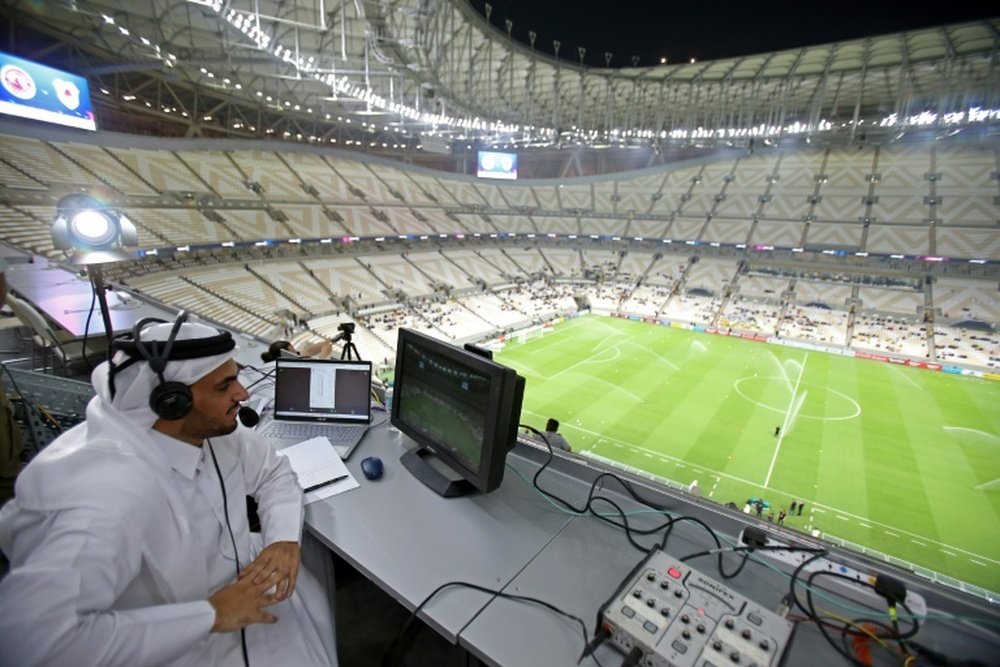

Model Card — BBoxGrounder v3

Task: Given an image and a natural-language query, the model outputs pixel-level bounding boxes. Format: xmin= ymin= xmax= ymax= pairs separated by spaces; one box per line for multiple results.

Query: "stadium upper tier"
xmin=0 ymin=130 xmax=998 ymax=261
xmin=3 ymin=2 xmax=997 ymax=156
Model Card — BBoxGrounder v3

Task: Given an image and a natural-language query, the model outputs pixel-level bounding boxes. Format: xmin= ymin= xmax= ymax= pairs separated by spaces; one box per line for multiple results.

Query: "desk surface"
xmin=305 ymin=418 xmax=576 ymax=642
xmin=3 ymin=256 xmax=269 ymax=368
xmin=305 ymin=422 xmax=1000 ymax=666
xmin=5 ymin=258 xmax=164 ymax=336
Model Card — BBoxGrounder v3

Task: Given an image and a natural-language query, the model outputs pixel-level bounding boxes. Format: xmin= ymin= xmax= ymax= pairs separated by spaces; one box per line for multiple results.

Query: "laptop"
xmin=259 ymin=357 xmax=373 ymax=459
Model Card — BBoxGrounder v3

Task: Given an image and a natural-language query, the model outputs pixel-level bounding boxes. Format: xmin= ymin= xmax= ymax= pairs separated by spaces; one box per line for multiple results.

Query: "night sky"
xmin=469 ymin=1 xmax=998 ymax=68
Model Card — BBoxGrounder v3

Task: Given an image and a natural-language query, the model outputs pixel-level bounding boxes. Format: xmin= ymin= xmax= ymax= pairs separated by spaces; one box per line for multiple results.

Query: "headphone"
xmin=109 ymin=311 xmax=236 ymax=420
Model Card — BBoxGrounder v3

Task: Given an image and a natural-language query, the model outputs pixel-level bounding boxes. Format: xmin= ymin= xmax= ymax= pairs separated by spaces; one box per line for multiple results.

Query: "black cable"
xmin=208 ymin=440 xmax=250 ymax=667
xmin=680 ymin=544 xmax=827 ymax=580
xmin=787 ymin=552 xmax=868 ymax=666
xmin=805 ymin=571 xmax=920 ymax=642
xmin=81 ymin=280 xmax=97 ymax=369
xmin=520 ymin=424 xmax=684 ymax=554
xmin=243 ymin=366 xmax=277 ymax=391
xmin=588 ymin=547 xmax=656 ymax=662
xmin=381 ymin=580 xmax=602 ymax=667
xmin=0 ymin=361 xmax=61 ymax=438
xmin=620 ymin=646 xmax=642 ymax=667
xmin=789 ymin=551 xmax=923 ymax=665
xmin=520 ymin=422 xmax=759 ymax=584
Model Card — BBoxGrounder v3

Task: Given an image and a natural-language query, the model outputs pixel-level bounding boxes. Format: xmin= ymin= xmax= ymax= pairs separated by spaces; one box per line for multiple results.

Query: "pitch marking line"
xmin=520 ymin=408 xmax=1000 ymax=567
xmin=943 ymin=426 xmax=1000 ymax=441
xmin=887 ymin=364 xmax=922 ymax=389
xmin=764 ymin=352 xmax=808 ymax=488
xmin=620 ymin=339 xmax=680 ymax=371
xmin=588 ymin=375 xmax=644 ymax=402
xmin=549 ymin=348 xmax=615 ymax=380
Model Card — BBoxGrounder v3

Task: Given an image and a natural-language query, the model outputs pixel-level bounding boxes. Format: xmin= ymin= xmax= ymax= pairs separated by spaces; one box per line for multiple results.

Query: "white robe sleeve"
xmin=0 ymin=503 xmax=215 ymax=667
xmin=238 ymin=430 xmax=304 ymax=546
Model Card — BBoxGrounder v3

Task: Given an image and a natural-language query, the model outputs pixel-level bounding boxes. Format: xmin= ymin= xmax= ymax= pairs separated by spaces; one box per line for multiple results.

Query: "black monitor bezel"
xmin=391 ymin=328 xmax=522 ymax=494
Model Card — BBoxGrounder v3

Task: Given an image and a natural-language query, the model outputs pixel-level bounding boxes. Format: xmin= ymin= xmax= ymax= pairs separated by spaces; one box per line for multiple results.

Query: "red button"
xmin=667 ymin=567 xmax=682 ymax=579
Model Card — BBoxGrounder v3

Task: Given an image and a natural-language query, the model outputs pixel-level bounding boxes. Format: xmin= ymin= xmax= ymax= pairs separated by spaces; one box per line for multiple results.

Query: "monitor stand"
xmin=400 ymin=447 xmax=477 ymax=498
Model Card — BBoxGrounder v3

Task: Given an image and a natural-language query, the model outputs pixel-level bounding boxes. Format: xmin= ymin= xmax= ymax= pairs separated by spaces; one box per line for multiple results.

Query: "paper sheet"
xmin=276 ymin=436 xmax=359 ymax=504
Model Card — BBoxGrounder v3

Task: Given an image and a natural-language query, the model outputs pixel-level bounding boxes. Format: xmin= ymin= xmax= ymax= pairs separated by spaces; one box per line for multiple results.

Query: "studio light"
xmin=51 ymin=194 xmax=140 ymax=347
xmin=51 ymin=194 xmax=139 ymax=265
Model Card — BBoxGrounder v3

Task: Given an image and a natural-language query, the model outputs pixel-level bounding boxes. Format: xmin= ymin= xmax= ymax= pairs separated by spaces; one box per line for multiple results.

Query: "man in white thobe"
xmin=0 ymin=319 xmax=338 ymax=666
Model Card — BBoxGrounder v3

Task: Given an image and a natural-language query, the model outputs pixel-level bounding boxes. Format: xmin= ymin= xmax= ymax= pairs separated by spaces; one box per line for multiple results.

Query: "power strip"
xmin=737 ymin=529 xmax=928 ymax=618
xmin=601 ymin=548 xmax=794 ymax=667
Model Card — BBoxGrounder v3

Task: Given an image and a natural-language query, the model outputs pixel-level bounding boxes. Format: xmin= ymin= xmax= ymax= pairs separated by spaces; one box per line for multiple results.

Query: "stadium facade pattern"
xmin=0 ymin=0 xmax=998 ymax=599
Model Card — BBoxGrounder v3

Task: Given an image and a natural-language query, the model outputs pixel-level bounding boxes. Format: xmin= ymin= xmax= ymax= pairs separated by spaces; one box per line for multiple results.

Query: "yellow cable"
xmin=816 ymin=605 xmax=893 ymax=652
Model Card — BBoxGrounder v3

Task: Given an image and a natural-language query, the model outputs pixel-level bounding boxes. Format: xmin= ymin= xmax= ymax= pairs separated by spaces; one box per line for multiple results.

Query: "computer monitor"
xmin=391 ymin=328 xmax=525 ymax=497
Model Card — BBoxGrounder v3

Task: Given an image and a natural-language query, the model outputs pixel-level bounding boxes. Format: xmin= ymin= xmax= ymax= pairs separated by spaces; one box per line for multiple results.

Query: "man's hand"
xmin=239 ymin=541 xmax=300 ymax=601
xmin=208 ymin=572 xmax=282 ymax=632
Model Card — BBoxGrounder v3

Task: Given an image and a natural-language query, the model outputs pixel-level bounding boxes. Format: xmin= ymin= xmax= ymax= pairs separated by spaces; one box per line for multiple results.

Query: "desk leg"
xmin=302 ymin=528 xmax=338 ymax=634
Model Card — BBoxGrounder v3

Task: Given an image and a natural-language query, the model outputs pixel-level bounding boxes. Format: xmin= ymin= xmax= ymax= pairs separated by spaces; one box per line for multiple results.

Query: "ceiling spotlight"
xmin=51 ymin=194 xmax=138 ymax=265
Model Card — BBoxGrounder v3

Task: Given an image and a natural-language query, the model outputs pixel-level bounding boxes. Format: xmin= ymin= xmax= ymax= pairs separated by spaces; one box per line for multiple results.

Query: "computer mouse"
xmin=360 ymin=456 xmax=384 ymax=480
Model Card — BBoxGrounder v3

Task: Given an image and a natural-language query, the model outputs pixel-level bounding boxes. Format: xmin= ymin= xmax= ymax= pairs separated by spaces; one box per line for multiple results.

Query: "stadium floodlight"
xmin=51 ymin=194 xmax=138 ymax=265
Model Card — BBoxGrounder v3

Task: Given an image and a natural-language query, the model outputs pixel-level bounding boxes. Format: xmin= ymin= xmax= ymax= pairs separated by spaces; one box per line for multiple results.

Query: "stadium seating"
xmin=0 ymin=130 xmax=995 ymax=370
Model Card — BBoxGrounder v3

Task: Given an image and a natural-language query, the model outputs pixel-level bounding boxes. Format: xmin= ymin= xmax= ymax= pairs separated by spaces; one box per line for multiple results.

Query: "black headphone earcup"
xmin=150 ymin=381 xmax=194 ymax=421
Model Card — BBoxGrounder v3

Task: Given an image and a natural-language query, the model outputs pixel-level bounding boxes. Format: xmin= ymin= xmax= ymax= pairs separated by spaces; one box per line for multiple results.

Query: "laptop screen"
xmin=272 ymin=358 xmax=372 ymax=423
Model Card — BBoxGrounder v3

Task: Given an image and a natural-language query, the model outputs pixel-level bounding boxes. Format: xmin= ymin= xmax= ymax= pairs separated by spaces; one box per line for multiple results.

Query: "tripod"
xmin=339 ymin=332 xmax=361 ymax=360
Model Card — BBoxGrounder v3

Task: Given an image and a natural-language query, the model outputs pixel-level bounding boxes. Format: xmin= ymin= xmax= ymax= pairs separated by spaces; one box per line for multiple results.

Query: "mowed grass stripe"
xmin=497 ymin=315 xmax=1000 ymax=593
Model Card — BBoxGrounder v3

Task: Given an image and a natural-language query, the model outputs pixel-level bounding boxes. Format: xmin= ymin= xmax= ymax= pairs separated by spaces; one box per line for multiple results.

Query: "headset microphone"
xmin=238 ymin=405 xmax=260 ymax=428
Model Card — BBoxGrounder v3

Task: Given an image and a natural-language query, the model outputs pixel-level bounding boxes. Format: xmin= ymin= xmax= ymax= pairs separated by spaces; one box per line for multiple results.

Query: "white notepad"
xmin=276 ymin=436 xmax=360 ymax=504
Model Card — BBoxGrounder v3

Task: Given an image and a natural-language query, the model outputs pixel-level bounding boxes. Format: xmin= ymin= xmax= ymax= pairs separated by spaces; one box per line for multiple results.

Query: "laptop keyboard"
xmin=260 ymin=421 xmax=367 ymax=444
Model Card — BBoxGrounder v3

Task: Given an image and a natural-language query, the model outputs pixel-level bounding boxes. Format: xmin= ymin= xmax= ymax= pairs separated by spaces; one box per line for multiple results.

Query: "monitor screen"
xmin=391 ymin=328 xmax=524 ymax=496
xmin=0 ymin=51 xmax=96 ymax=131
xmin=272 ymin=357 xmax=372 ymax=423
xmin=476 ymin=150 xmax=518 ymax=180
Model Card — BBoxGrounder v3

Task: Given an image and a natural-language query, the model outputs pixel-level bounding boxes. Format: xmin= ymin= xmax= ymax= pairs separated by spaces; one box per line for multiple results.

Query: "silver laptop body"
xmin=259 ymin=357 xmax=373 ymax=459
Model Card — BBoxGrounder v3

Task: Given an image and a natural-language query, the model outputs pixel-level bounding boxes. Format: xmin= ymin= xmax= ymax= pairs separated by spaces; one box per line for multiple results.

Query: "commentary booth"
xmin=3 ymin=221 xmax=999 ymax=667
xmin=287 ymin=328 xmax=999 ymax=665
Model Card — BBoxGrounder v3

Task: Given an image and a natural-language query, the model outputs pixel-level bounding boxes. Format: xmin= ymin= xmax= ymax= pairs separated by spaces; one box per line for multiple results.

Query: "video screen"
xmin=0 ymin=51 xmax=96 ymax=131
xmin=397 ymin=338 xmax=490 ymax=470
xmin=476 ymin=150 xmax=518 ymax=180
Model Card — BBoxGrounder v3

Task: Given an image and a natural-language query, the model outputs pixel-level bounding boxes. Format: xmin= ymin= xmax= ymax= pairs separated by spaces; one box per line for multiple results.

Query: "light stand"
xmin=86 ymin=263 xmax=116 ymax=355
xmin=51 ymin=195 xmax=139 ymax=358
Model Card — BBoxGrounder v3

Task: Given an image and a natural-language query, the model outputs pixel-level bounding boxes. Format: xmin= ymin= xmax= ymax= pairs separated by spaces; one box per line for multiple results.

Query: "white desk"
xmin=303 ymin=423 xmax=1000 ymax=666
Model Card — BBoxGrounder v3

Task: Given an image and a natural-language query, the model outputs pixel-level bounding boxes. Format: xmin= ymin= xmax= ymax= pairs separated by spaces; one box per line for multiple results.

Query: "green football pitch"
xmin=495 ymin=315 xmax=1000 ymax=594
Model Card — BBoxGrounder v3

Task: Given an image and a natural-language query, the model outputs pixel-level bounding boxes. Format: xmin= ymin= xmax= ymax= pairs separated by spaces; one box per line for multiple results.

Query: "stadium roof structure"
xmin=2 ymin=1 xmax=998 ymax=163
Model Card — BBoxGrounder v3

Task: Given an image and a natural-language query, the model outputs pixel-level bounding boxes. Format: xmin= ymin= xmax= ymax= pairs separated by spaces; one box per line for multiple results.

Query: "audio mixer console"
xmin=602 ymin=549 xmax=794 ymax=666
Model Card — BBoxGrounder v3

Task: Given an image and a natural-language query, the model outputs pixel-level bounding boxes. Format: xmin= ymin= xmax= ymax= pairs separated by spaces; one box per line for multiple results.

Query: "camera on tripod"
xmin=330 ymin=322 xmax=354 ymax=345
xmin=331 ymin=322 xmax=360 ymax=360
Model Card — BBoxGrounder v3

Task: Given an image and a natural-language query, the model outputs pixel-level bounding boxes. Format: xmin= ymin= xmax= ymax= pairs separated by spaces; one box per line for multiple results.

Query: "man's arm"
xmin=239 ymin=431 xmax=303 ymax=545
xmin=0 ymin=505 xmax=215 ymax=667
xmin=237 ymin=431 xmax=304 ymax=598
xmin=0 ymin=497 xmax=287 ymax=667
